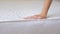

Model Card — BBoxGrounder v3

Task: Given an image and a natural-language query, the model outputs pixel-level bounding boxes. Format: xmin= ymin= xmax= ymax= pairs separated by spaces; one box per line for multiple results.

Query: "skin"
xmin=24 ymin=0 xmax=52 ymax=19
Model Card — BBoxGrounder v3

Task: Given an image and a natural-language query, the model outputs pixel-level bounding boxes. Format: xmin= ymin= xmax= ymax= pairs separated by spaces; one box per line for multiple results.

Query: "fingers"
xmin=24 ymin=15 xmax=46 ymax=19
xmin=24 ymin=16 xmax=38 ymax=19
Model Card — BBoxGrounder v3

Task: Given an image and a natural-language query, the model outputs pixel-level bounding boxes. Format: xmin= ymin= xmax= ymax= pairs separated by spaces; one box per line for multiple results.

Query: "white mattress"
xmin=0 ymin=0 xmax=60 ymax=21
xmin=0 ymin=0 xmax=60 ymax=34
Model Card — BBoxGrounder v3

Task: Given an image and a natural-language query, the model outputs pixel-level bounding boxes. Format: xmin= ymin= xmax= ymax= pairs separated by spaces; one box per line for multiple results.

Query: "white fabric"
xmin=0 ymin=1 xmax=60 ymax=21
xmin=0 ymin=0 xmax=60 ymax=34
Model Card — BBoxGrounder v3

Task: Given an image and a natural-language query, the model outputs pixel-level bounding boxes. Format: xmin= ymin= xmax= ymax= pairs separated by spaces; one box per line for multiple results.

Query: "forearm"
xmin=41 ymin=0 xmax=52 ymax=16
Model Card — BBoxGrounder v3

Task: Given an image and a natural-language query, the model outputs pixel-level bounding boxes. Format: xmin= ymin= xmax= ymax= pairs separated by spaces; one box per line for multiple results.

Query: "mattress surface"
xmin=0 ymin=19 xmax=60 ymax=34
xmin=0 ymin=1 xmax=60 ymax=34
xmin=0 ymin=0 xmax=60 ymax=21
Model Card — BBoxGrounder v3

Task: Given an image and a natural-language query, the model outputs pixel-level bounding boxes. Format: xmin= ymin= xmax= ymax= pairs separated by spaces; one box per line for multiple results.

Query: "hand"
xmin=24 ymin=14 xmax=47 ymax=19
